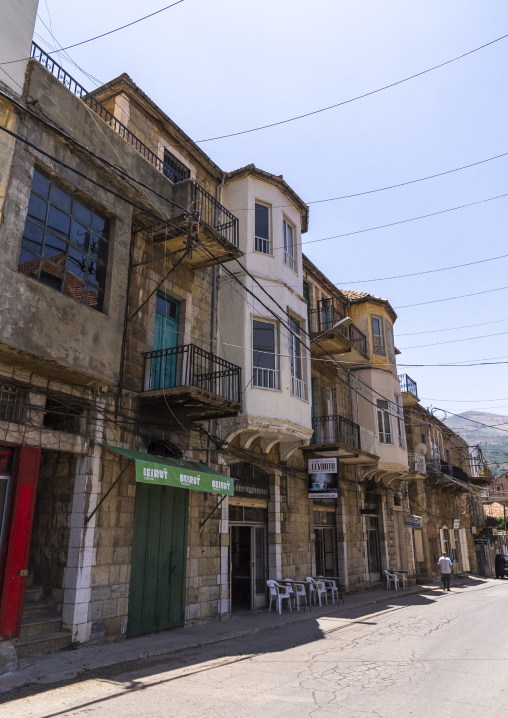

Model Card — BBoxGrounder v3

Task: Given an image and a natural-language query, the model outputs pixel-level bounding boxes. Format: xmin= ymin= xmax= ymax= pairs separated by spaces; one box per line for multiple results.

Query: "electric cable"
xmin=0 ymin=2 xmax=185 ymax=66
xmin=397 ymin=317 xmax=508 ymax=337
xmin=400 ymin=328 xmax=508 ymax=350
xmin=195 ymin=31 xmax=508 ymax=142
xmin=396 ymin=284 xmax=508 ymax=309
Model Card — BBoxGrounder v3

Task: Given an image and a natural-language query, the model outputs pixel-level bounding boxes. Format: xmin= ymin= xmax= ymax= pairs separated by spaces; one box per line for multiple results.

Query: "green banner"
xmin=101 ymin=445 xmax=234 ymax=495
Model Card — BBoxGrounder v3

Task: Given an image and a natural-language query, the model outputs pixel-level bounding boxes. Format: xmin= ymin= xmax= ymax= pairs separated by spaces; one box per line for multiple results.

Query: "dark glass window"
xmin=255 ymin=203 xmax=270 ymax=254
xmin=253 ymin=320 xmax=277 ymax=389
xmin=156 ymin=294 xmax=178 ymax=319
xmin=18 ymin=169 xmax=110 ymax=311
xmin=162 ymin=148 xmax=191 ymax=184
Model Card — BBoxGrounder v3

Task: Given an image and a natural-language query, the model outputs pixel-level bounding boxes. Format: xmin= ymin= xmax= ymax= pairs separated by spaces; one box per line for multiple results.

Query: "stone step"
xmin=20 ymin=615 xmax=63 ymax=638
xmin=22 ymin=599 xmax=53 ymax=619
xmin=23 ymin=584 xmax=43 ymax=603
xmin=15 ymin=630 xmax=72 ymax=659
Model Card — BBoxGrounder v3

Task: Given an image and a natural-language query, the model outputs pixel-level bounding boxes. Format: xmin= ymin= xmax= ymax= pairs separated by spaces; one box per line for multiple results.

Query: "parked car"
xmin=495 ymin=554 xmax=508 ymax=578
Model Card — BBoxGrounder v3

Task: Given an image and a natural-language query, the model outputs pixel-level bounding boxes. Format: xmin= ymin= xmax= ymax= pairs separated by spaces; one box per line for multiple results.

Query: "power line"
xmin=397 ymin=317 xmax=508 ymax=337
xmin=421 ymin=396 xmax=508 ymax=403
xmin=229 ymin=149 xmax=508 ymax=211
xmin=396 ymin=284 xmax=508 ymax=309
xmin=297 ymin=191 xmax=508 ymax=251
xmin=0 ymin=2 xmax=185 ymax=66
xmin=196 ymin=32 xmax=508 ymax=142
xmin=400 ymin=328 xmax=508 ymax=350
xmin=434 ymin=408 xmax=508 ymax=435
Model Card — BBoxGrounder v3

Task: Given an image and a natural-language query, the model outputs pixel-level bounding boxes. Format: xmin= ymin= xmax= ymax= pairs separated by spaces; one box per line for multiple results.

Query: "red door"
xmin=0 ymin=445 xmax=41 ymax=638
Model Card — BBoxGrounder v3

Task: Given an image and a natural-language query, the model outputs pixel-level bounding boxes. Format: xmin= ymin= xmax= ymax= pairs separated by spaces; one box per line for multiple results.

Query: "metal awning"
xmin=100 ymin=444 xmax=234 ymax=496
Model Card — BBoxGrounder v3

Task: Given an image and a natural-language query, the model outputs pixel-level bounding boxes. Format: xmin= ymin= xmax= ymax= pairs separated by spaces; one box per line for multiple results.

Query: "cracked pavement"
xmin=2 ymin=579 xmax=507 ymax=717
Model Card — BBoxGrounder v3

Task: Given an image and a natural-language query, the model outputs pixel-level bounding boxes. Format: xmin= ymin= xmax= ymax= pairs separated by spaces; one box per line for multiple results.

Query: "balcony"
xmin=301 ymin=414 xmax=378 ymax=464
xmin=30 ymin=43 xmax=241 ymax=270
xmin=141 ymin=344 xmax=242 ymax=421
xmin=398 ymin=374 xmax=419 ymax=406
xmin=426 ymin=458 xmax=473 ymax=492
xmin=155 ymin=180 xmax=241 ymax=269
xmin=309 ymin=298 xmax=368 ymax=362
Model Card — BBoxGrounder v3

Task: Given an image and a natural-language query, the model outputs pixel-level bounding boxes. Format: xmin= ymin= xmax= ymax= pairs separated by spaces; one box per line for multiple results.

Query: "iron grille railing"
xmin=0 ymin=384 xmax=27 ymax=424
xmin=229 ymin=462 xmax=270 ymax=499
xmin=309 ymin=299 xmax=367 ymax=355
xmin=253 ymin=367 xmax=279 ymax=390
xmin=30 ymin=43 xmax=239 ymax=248
xmin=144 ymin=344 xmax=242 ymax=404
xmin=398 ymin=374 xmax=418 ymax=397
xmin=426 ymin=457 xmax=469 ymax=482
xmin=311 ymin=414 xmax=361 ymax=448
xmin=191 ymin=181 xmax=239 ymax=248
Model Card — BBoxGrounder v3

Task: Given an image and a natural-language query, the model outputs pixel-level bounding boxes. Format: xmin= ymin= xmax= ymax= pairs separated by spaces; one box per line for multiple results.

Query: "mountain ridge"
xmin=443 ymin=411 xmax=508 ymax=478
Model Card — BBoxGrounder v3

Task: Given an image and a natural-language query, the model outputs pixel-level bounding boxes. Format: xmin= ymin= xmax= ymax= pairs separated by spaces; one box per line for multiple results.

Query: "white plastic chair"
xmin=267 ymin=580 xmax=292 ymax=614
xmin=325 ymin=579 xmax=339 ymax=604
xmin=384 ymin=570 xmax=399 ymax=591
xmin=305 ymin=576 xmax=317 ymax=605
xmin=285 ymin=580 xmax=308 ymax=610
xmin=307 ymin=577 xmax=328 ymax=607
xmin=396 ymin=572 xmax=408 ymax=589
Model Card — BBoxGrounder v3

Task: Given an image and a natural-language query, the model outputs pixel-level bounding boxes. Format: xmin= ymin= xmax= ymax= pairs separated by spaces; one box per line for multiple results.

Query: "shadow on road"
xmin=0 ymin=578 xmax=495 ymax=712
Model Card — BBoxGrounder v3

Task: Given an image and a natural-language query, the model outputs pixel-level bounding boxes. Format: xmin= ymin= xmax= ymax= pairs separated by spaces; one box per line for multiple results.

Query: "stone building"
xmin=0 ymin=9 xmax=244 ymax=668
xmin=402 ymin=390 xmax=492 ymax=580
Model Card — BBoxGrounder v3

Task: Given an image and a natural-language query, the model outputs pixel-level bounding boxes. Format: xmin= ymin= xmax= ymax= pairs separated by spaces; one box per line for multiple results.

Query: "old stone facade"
xmin=0 ymin=8 xmax=496 ymax=675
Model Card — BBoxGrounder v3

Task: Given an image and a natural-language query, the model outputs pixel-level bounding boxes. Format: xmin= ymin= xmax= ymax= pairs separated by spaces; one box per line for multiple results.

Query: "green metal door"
xmin=128 ymin=483 xmax=188 ymax=636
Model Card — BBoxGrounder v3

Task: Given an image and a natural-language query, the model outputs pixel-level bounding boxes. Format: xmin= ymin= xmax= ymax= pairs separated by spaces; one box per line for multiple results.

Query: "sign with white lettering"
xmin=308 ymin=458 xmax=338 ymax=499
xmin=100 ymin=445 xmax=234 ymax=495
xmin=136 ymin=460 xmax=234 ymax=495
xmin=405 ymin=515 xmax=422 ymax=528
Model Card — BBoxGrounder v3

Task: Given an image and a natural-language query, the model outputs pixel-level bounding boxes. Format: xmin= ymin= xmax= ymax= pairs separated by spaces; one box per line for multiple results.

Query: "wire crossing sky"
xmin=30 ymin=0 xmax=508 ymax=414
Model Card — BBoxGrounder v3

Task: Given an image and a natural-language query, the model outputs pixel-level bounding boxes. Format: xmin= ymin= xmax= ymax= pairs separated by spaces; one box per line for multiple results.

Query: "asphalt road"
xmin=2 ymin=579 xmax=507 ymax=717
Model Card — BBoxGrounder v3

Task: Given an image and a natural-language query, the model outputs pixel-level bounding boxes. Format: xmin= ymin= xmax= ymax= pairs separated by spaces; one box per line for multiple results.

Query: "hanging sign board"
xmin=474 ymin=537 xmax=489 ymax=545
xmin=101 ymin=445 xmax=234 ymax=495
xmin=308 ymin=458 xmax=338 ymax=499
xmin=405 ymin=515 xmax=422 ymax=528
xmin=453 ymin=519 xmax=460 ymax=529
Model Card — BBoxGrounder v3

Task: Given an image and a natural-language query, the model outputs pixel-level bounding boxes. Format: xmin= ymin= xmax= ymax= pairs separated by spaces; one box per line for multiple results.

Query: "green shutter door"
xmin=128 ymin=483 xmax=188 ymax=637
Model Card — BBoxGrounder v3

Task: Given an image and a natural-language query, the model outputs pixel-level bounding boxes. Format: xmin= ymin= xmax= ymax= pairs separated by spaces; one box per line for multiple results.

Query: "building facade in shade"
xmin=402 ymin=390 xmax=493 ymax=580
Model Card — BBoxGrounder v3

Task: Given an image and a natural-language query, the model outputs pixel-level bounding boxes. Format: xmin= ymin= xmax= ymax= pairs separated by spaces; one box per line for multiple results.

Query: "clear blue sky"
xmin=33 ymin=0 xmax=508 ymax=417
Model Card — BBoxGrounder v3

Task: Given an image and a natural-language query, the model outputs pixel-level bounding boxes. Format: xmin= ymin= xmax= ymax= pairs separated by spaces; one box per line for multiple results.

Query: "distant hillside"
xmin=443 ymin=411 xmax=508 ymax=479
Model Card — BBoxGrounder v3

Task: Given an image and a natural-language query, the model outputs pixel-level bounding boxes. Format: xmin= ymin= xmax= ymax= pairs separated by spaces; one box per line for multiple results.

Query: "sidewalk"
xmin=0 ymin=577 xmax=479 ymax=695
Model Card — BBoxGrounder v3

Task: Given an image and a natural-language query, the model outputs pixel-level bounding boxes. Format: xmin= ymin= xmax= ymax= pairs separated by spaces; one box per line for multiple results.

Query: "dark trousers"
xmin=441 ymin=573 xmax=451 ymax=590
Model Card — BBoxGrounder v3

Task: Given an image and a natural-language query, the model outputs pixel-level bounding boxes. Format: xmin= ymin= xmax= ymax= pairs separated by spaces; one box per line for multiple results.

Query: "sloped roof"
xmin=341 ymin=289 xmax=397 ymax=321
xmin=224 ymin=164 xmax=309 ymax=233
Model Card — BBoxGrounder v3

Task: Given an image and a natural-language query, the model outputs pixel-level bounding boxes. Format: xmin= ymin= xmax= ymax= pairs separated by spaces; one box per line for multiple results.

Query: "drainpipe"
xmin=206 ymin=175 xmax=225 ymax=469
xmin=286 ymin=466 xmax=293 ymax=509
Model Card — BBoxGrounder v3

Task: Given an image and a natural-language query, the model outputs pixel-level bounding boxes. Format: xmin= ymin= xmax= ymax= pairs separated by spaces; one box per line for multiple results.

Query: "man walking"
xmin=438 ymin=551 xmax=453 ymax=591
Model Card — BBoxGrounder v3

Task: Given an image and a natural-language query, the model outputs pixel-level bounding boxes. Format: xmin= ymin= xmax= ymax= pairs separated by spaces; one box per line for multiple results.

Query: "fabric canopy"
xmin=101 ymin=445 xmax=234 ymax=495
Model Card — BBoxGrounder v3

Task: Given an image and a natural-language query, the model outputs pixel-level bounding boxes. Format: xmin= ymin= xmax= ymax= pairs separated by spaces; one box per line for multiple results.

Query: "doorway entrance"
xmin=151 ymin=292 xmax=180 ymax=390
xmin=313 ymin=509 xmax=337 ymax=577
xmin=128 ymin=483 xmax=188 ymax=637
xmin=229 ymin=505 xmax=267 ymax=610
xmin=366 ymin=516 xmax=381 ymax=581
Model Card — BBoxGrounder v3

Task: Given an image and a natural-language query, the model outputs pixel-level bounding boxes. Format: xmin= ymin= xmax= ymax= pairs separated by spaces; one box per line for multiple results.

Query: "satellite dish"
xmin=415 ymin=443 xmax=428 ymax=456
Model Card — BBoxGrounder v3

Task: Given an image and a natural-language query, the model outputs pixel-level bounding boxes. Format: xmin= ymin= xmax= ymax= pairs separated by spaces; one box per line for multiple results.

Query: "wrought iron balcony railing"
xmin=30 ymin=43 xmax=239 ymax=249
xmin=309 ymin=299 xmax=367 ymax=355
xmin=191 ymin=181 xmax=238 ymax=248
xmin=426 ymin=458 xmax=469 ymax=482
xmin=398 ymin=374 xmax=418 ymax=397
xmin=144 ymin=344 xmax=241 ymax=404
xmin=311 ymin=414 xmax=361 ymax=448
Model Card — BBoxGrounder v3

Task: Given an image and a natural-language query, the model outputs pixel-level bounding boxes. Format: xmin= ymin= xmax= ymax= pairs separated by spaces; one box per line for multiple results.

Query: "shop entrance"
xmin=313 ymin=509 xmax=337 ymax=577
xmin=128 ymin=483 xmax=188 ymax=636
xmin=229 ymin=505 xmax=267 ymax=610
xmin=366 ymin=516 xmax=381 ymax=581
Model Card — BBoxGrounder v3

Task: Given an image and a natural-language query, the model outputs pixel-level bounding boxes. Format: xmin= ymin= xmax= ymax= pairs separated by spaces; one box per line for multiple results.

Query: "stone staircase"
xmin=16 ymin=578 xmax=72 ymax=659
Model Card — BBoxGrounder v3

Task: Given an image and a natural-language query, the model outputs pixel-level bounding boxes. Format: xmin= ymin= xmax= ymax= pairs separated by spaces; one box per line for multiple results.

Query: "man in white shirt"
xmin=438 ymin=551 xmax=453 ymax=591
